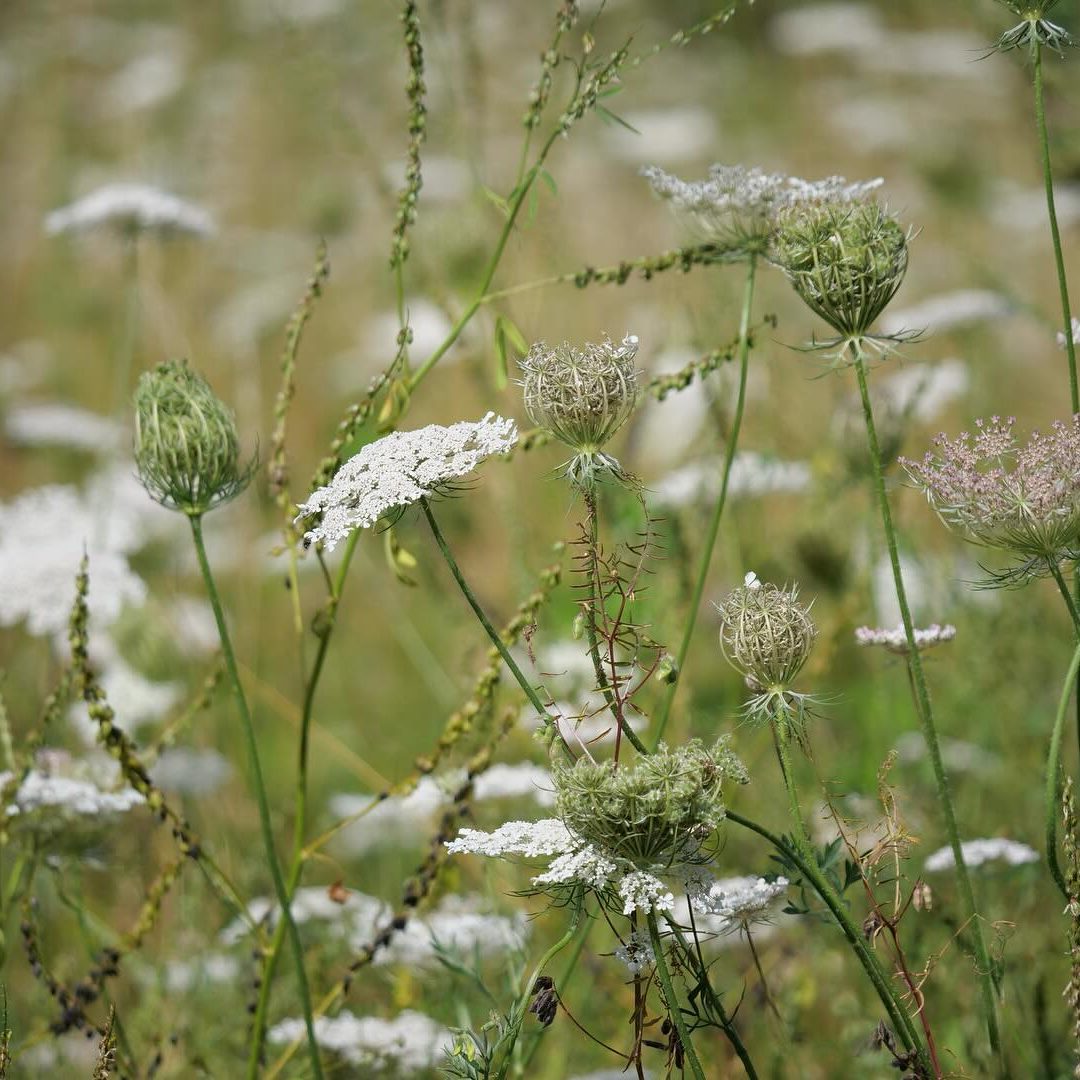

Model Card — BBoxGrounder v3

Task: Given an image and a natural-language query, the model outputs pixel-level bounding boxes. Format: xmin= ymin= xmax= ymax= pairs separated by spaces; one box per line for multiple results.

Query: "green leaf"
xmin=595 ymin=105 xmax=639 ymax=133
xmin=538 ymin=169 xmax=558 ymax=196
xmin=494 ymin=315 xmax=528 ymax=391
xmin=480 ymin=186 xmax=510 ymax=219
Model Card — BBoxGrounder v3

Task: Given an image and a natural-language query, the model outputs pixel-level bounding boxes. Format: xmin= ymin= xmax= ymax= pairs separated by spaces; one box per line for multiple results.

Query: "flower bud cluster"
xmin=134 ymin=360 xmax=253 ymax=517
xmin=553 ymin=738 xmax=747 ymax=868
xmin=775 ymin=201 xmax=909 ymax=344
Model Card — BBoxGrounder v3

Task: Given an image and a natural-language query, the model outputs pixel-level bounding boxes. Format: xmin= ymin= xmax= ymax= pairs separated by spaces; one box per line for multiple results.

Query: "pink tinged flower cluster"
xmin=901 ymin=415 xmax=1080 ymax=563
xmin=296 ymin=413 xmax=518 ymax=551
xmin=855 ymin=623 xmax=956 ymax=654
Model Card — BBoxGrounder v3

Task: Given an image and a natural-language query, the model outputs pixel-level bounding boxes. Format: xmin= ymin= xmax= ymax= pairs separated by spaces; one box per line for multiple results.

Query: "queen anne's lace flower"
xmin=614 ymin=929 xmax=655 ymax=974
xmin=445 ymin=818 xmax=575 ymax=859
xmin=643 ymin=163 xmax=883 ymax=250
xmin=618 ymin=870 xmax=676 ymax=916
xmin=45 ymin=183 xmax=214 ymax=237
xmin=855 ymin=623 xmax=956 ymax=654
xmin=534 ymin=846 xmax=618 ymax=890
xmin=924 ymin=837 xmax=1038 ymax=873
xmin=296 ymin=413 xmax=517 ymax=550
xmin=693 ymin=876 xmax=789 ymax=933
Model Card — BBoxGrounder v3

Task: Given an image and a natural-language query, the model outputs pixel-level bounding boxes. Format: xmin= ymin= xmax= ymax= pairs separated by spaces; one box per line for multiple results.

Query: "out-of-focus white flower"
xmin=924 ymin=837 xmax=1038 ymax=873
xmin=614 ymin=929 xmax=655 ymax=974
xmin=652 ymin=452 xmax=812 ymax=509
xmin=45 ymin=183 xmax=214 ymax=237
xmin=854 ymin=623 xmax=956 ymax=654
xmin=267 ymin=1010 xmax=451 ymax=1071
xmin=894 ymin=732 xmax=999 ymax=775
xmin=3 ymin=770 xmax=143 ymax=818
xmin=100 ymin=49 xmax=185 ymax=113
xmin=365 ymin=299 xmax=455 ymax=365
xmin=473 ymin=762 xmax=555 ymax=806
xmin=992 ymin=181 xmax=1080 ymax=233
xmin=880 ymin=291 xmax=1011 ymax=338
xmin=4 ymin=403 xmax=121 ymax=452
xmin=633 ymin=348 xmax=710 ymax=468
xmin=1058 ymin=317 xmax=1080 ymax=349
xmin=606 ymin=107 xmax=715 ymax=165
xmin=165 ymin=596 xmax=220 ymax=655
xmin=164 ymin=952 xmax=239 ymax=993
xmin=0 ymin=485 xmax=146 ymax=637
xmin=519 ymin=699 xmax=649 ymax=748
xmin=69 ymin=659 xmax=181 ymax=741
xmin=770 ymin=4 xmax=887 ymax=56
xmin=152 ymin=748 xmax=233 ymax=796
xmin=296 ymin=413 xmax=517 ymax=550
xmin=329 ymin=779 xmax=447 ymax=856
xmin=381 ymin=156 xmax=469 ymax=204
xmin=875 ymin=360 xmax=970 ymax=424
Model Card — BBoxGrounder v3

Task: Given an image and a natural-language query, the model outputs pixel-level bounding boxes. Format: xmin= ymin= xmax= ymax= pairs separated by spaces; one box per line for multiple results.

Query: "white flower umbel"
xmin=296 ymin=413 xmax=517 ymax=550
xmin=643 ymin=163 xmax=882 ymax=250
xmin=924 ymin=837 xmax=1038 ymax=873
xmin=855 ymin=623 xmax=956 ymax=654
xmin=879 ymin=289 xmax=1011 ymax=338
xmin=447 ymin=819 xmax=679 ymax=915
xmin=652 ymin=452 xmax=812 ymax=509
xmin=692 ymin=876 xmax=789 ymax=934
xmin=267 ymin=1010 xmax=451 ymax=1072
xmin=45 ymin=183 xmax=214 ymax=237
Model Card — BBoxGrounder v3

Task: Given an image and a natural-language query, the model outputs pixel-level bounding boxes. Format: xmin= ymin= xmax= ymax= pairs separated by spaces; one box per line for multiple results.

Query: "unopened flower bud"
xmin=775 ymin=201 xmax=909 ymax=341
xmin=134 ymin=360 xmax=254 ymax=517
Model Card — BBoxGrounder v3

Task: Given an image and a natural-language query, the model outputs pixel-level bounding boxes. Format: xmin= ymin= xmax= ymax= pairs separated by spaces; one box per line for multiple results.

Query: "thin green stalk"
xmin=1051 ymin=563 xmax=1080 ymax=637
xmin=248 ymin=530 xmax=362 ymax=1069
xmin=420 ymin=499 xmax=569 ymax=756
xmin=772 ymin=725 xmax=812 ymax=853
xmin=725 ymin=809 xmax=926 ymax=1064
xmin=496 ymin=902 xmax=584 ymax=1080
xmin=665 ymin=913 xmax=759 ymax=1079
xmin=653 ymin=255 xmax=757 ymax=748
xmin=187 ymin=516 xmax=324 ymax=1080
xmin=646 ymin=910 xmax=707 ymax=1080
xmin=1032 ymin=38 xmax=1078 ymax=413
xmin=852 ymin=351 xmax=1001 ymax=1064
xmin=1045 ymin=640 xmax=1080 ymax=900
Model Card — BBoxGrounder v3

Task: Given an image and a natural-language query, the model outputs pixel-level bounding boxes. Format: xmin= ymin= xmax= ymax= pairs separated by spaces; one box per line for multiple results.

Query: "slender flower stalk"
xmin=647 ymin=911 xmax=707 ymax=1080
xmin=189 ymin=516 xmax=323 ymax=1080
xmin=1045 ymin=641 xmax=1080 ymax=899
xmin=653 ymin=254 xmax=758 ymax=747
xmin=853 ymin=348 xmax=1002 ymax=1063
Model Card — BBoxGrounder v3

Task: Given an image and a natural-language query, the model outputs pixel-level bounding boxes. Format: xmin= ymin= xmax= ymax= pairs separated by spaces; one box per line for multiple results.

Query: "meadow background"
xmin=2 ymin=0 xmax=1080 ymax=1075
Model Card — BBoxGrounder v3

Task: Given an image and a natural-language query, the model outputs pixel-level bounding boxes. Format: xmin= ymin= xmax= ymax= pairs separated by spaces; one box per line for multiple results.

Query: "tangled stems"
xmin=187 ymin=516 xmax=324 ymax=1080
xmin=647 ymin=910 xmax=707 ymax=1080
xmin=653 ymin=254 xmax=758 ymax=748
xmin=852 ymin=348 xmax=1001 ymax=1066
xmin=1045 ymin=641 xmax=1080 ymax=900
xmin=1032 ymin=39 xmax=1078 ymax=413
xmin=247 ymin=529 xmax=362 ymax=1069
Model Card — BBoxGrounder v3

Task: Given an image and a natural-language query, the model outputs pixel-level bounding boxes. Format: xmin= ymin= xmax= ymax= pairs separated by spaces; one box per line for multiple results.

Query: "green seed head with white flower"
xmin=519 ymin=334 xmax=640 ymax=491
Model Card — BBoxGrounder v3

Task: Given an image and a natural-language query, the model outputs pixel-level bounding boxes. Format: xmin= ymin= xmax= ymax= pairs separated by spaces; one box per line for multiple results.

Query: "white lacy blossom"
xmin=4 ymin=403 xmax=121 ymax=452
xmin=3 ymin=771 xmax=143 ymax=818
xmin=267 ymin=1010 xmax=451 ymax=1071
xmin=534 ymin=846 xmax=618 ymax=890
xmin=693 ymin=876 xmax=789 ymax=933
xmin=643 ymin=163 xmax=882 ymax=241
xmin=1059 ymin=317 xmax=1080 ymax=349
xmin=45 ymin=183 xmax=214 ymax=237
xmin=855 ymin=623 xmax=956 ymax=654
xmin=618 ymin=870 xmax=675 ymax=916
xmin=614 ymin=929 xmax=655 ymax=974
xmin=653 ymin=452 xmax=812 ymax=508
xmin=297 ymin=413 xmax=517 ymax=550
xmin=445 ymin=818 xmax=575 ymax=858
xmin=924 ymin=838 xmax=1038 ymax=873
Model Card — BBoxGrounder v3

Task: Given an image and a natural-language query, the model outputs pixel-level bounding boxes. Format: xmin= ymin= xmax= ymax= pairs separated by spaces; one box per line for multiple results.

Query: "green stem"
xmin=420 ymin=499 xmax=569 ymax=755
xmin=247 ymin=529 xmax=362 ymax=1070
xmin=1032 ymin=38 xmax=1079 ymax=414
xmin=646 ymin=911 xmax=706 ymax=1080
xmin=653 ymin=255 xmax=757 ymax=748
xmin=664 ymin=914 xmax=759 ymax=1079
xmin=725 ymin=809 xmax=927 ymax=1064
xmin=772 ymin=724 xmax=812 ymax=852
xmin=496 ymin=901 xmax=584 ymax=1080
xmin=187 ymin=516 xmax=324 ymax=1080
xmin=1051 ymin=562 xmax=1080 ymax=637
xmin=1045 ymin=640 xmax=1080 ymax=900
xmin=852 ymin=351 xmax=1001 ymax=1065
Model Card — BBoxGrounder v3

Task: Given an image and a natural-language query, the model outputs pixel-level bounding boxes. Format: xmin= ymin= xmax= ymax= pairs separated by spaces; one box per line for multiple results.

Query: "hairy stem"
xmin=647 ymin=910 xmax=707 ymax=1080
xmin=1046 ymin=641 xmax=1080 ymax=900
xmin=852 ymin=350 xmax=1001 ymax=1064
xmin=653 ymin=254 xmax=757 ymax=747
xmin=188 ymin=516 xmax=323 ymax=1080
